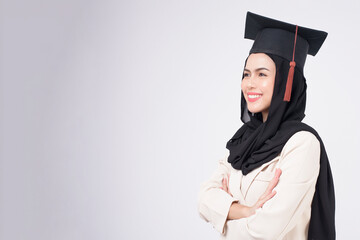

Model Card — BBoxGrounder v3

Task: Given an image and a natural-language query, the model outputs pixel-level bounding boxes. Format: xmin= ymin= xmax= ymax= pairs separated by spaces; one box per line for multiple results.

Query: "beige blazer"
xmin=198 ymin=131 xmax=320 ymax=240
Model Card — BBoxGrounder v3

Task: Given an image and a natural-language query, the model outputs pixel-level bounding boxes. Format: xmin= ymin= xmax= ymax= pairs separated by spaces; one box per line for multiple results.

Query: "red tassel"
xmin=283 ymin=61 xmax=296 ymax=102
xmin=283 ymin=25 xmax=298 ymax=102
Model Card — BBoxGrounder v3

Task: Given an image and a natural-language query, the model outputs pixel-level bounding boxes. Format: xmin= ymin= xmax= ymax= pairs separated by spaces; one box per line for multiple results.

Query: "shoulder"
xmin=280 ymin=131 xmax=321 ymax=162
xmin=278 ymin=131 xmax=321 ymax=181
xmin=284 ymin=130 xmax=319 ymax=150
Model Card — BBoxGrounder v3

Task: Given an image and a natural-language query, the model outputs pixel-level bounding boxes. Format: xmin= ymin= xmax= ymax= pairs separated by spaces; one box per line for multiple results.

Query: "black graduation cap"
xmin=244 ymin=12 xmax=328 ymax=101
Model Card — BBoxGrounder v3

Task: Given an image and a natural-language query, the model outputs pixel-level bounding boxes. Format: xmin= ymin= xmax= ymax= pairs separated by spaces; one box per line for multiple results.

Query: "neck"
xmin=262 ymin=112 xmax=268 ymax=122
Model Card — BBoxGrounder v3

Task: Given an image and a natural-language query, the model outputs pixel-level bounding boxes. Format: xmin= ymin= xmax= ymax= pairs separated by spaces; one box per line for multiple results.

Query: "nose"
xmin=246 ymin=75 xmax=255 ymax=88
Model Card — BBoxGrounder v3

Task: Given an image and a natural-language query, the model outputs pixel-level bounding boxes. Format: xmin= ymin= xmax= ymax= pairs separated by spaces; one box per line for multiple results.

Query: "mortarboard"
xmin=244 ymin=12 xmax=328 ymax=101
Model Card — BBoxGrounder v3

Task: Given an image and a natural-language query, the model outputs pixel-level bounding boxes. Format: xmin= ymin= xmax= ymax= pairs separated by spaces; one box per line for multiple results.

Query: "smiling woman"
xmin=197 ymin=12 xmax=335 ymax=240
xmin=241 ymin=53 xmax=276 ymax=122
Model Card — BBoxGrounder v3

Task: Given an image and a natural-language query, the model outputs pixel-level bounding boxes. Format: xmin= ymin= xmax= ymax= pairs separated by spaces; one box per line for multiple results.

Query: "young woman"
xmin=198 ymin=12 xmax=335 ymax=240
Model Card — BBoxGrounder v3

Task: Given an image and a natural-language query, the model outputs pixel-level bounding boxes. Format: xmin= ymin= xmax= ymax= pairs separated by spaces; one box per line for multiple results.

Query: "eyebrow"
xmin=244 ymin=67 xmax=270 ymax=72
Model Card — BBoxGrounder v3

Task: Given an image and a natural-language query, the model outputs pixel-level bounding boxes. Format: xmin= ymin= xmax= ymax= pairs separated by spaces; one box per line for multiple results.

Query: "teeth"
xmin=248 ymin=94 xmax=261 ymax=99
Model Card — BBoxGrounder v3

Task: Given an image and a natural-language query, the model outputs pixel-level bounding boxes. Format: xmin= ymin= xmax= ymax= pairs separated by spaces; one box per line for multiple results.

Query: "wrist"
xmin=227 ymin=202 xmax=252 ymax=220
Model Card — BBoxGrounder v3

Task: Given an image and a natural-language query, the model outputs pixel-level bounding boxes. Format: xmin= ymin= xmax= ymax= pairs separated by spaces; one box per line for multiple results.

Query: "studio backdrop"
xmin=1 ymin=0 xmax=359 ymax=239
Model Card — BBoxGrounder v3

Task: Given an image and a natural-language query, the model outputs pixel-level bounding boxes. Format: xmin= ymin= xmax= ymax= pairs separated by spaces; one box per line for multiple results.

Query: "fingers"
xmin=221 ymin=178 xmax=228 ymax=192
xmin=257 ymin=190 xmax=277 ymax=208
xmin=221 ymin=175 xmax=233 ymax=197
xmin=274 ymin=168 xmax=282 ymax=179
xmin=264 ymin=168 xmax=282 ymax=196
xmin=256 ymin=168 xmax=282 ymax=209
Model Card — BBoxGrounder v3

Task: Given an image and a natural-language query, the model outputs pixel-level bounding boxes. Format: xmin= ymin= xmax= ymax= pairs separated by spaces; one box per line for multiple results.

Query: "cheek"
xmin=241 ymin=81 xmax=245 ymax=93
xmin=259 ymin=78 xmax=275 ymax=94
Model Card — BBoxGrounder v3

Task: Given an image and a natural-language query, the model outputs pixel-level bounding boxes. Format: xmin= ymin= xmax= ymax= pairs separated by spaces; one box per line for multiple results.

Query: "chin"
xmin=246 ymin=102 xmax=269 ymax=115
xmin=247 ymin=106 xmax=262 ymax=114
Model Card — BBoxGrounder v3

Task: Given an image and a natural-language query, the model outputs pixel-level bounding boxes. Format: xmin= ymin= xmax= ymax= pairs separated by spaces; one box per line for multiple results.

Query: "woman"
xmin=198 ymin=12 xmax=335 ymax=240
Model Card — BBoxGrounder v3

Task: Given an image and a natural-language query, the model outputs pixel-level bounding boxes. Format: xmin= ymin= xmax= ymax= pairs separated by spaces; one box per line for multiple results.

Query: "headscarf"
xmin=226 ymin=53 xmax=336 ymax=240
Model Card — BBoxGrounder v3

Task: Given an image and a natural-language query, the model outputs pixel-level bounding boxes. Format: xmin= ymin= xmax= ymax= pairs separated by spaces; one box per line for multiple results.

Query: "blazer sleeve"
xmin=225 ymin=131 xmax=321 ymax=239
xmin=197 ymin=154 xmax=240 ymax=234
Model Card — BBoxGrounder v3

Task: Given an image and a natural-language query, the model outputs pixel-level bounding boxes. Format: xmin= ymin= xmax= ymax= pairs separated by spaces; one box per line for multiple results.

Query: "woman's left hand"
xmin=220 ymin=174 xmax=233 ymax=197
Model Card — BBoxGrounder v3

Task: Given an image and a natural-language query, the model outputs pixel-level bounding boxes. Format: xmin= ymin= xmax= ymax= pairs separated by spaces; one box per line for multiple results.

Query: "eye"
xmin=243 ymin=72 xmax=250 ymax=78
xmin=259 ymin=72 xmax=267 ymax=77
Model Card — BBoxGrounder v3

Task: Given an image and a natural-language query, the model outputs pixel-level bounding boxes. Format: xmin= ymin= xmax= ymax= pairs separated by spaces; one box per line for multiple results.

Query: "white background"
xmin=1 ymin=0 xmax=359 ymax=239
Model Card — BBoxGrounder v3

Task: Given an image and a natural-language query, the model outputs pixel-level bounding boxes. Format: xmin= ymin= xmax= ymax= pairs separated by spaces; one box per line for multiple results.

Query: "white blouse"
xmin=198 ymin=131 xmax=320 ymax=240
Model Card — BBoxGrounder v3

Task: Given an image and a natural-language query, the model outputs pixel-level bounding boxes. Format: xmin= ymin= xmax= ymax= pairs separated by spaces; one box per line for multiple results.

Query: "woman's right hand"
xmin=226 ymin=168 xmax=282 ymax=220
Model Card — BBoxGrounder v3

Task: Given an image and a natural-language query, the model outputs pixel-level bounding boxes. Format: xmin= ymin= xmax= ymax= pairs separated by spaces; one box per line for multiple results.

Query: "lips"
xmin=247 ymin=92 xmax=262 ymax=102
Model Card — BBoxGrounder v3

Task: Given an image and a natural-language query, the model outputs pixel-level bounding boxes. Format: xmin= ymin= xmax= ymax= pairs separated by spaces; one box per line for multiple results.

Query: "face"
xmin=241 ymin=53 xmax=276 ymax=122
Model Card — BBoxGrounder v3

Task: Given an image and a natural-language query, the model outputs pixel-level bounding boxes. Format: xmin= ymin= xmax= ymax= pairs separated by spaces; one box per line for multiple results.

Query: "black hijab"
xmin=226 ymin=53 xmax=336 ymax=240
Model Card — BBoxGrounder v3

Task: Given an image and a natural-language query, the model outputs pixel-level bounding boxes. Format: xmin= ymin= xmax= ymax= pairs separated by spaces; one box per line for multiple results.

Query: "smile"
xmin=247 ymin=93 xmax=262 ymax=102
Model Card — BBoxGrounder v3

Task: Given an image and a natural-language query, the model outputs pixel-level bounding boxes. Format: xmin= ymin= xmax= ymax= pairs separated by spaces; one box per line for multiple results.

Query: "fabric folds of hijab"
xmin=226 ymin=54 xmax=335 ymax=240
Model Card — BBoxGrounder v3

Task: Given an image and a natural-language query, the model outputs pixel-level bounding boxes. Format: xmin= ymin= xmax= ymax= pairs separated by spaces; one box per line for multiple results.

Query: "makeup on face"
xmin=241 ymin=53 xmax=276 ymax=121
